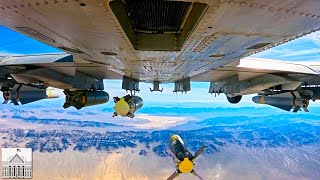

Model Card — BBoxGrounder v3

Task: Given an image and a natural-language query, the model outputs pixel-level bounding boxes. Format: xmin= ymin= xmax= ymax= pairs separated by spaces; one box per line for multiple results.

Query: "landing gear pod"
xmin=113 ymin=95 xmax=143 ymax=118
xmin=63 ymin=90 xmax=109 ymax=110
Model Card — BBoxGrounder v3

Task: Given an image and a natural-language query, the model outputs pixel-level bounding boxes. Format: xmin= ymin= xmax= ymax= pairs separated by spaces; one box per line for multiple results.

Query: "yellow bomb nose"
xmin=179 ymin=158 xmax=194 ymax=173
xmin=114 ymin=98 xmax=130 ymax=116
xmin=46 ymin=89 xmax=60 ymax=98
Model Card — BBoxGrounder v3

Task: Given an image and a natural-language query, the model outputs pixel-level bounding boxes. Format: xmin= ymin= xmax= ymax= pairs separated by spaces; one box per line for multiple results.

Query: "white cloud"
xmin=0 ymin=51 xmax=19 ymax=57
xmin=279 ymin=48 xmax=320 ymax=57
xmin=301 ymin=31 xmax=320 ymax=45
xmin=252 ymin=30 xmax=320 ymax=61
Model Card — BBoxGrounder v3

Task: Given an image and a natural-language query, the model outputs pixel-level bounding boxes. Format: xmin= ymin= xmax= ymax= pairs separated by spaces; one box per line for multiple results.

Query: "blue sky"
xmin=252 ymin=32 xmax=320 ymax=61
xmin=1 ymin=26 xmax=320 ymax=108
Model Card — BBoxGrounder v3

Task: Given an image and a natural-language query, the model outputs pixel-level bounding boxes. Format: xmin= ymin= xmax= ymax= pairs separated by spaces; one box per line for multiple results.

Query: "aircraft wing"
xmin=194 ymin=57 xmax=320 ymax=112
xmin=0 ymin=0 xmax=320 ymax=111
xmin=193 ymin=57 xmax=320 ymax=83
xmin=193 ymin=57 xmax=320 ymax=95
xmin=0 ymin=53 xmax=122 ymax=90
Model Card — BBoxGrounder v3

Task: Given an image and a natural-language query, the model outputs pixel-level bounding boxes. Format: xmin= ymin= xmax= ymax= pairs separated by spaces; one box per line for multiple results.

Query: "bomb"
xmin=113 ymin=95 xmax=143 ymax=118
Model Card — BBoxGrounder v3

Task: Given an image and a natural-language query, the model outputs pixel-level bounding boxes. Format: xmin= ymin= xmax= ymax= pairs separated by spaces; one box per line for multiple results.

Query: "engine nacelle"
xmin=63 ymin=90 xmax=109 ymax=110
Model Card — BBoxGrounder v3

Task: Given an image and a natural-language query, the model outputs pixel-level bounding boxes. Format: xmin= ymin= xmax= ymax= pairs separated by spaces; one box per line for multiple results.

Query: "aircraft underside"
xmin=0 ymin=0 xmax=320 ymax=115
